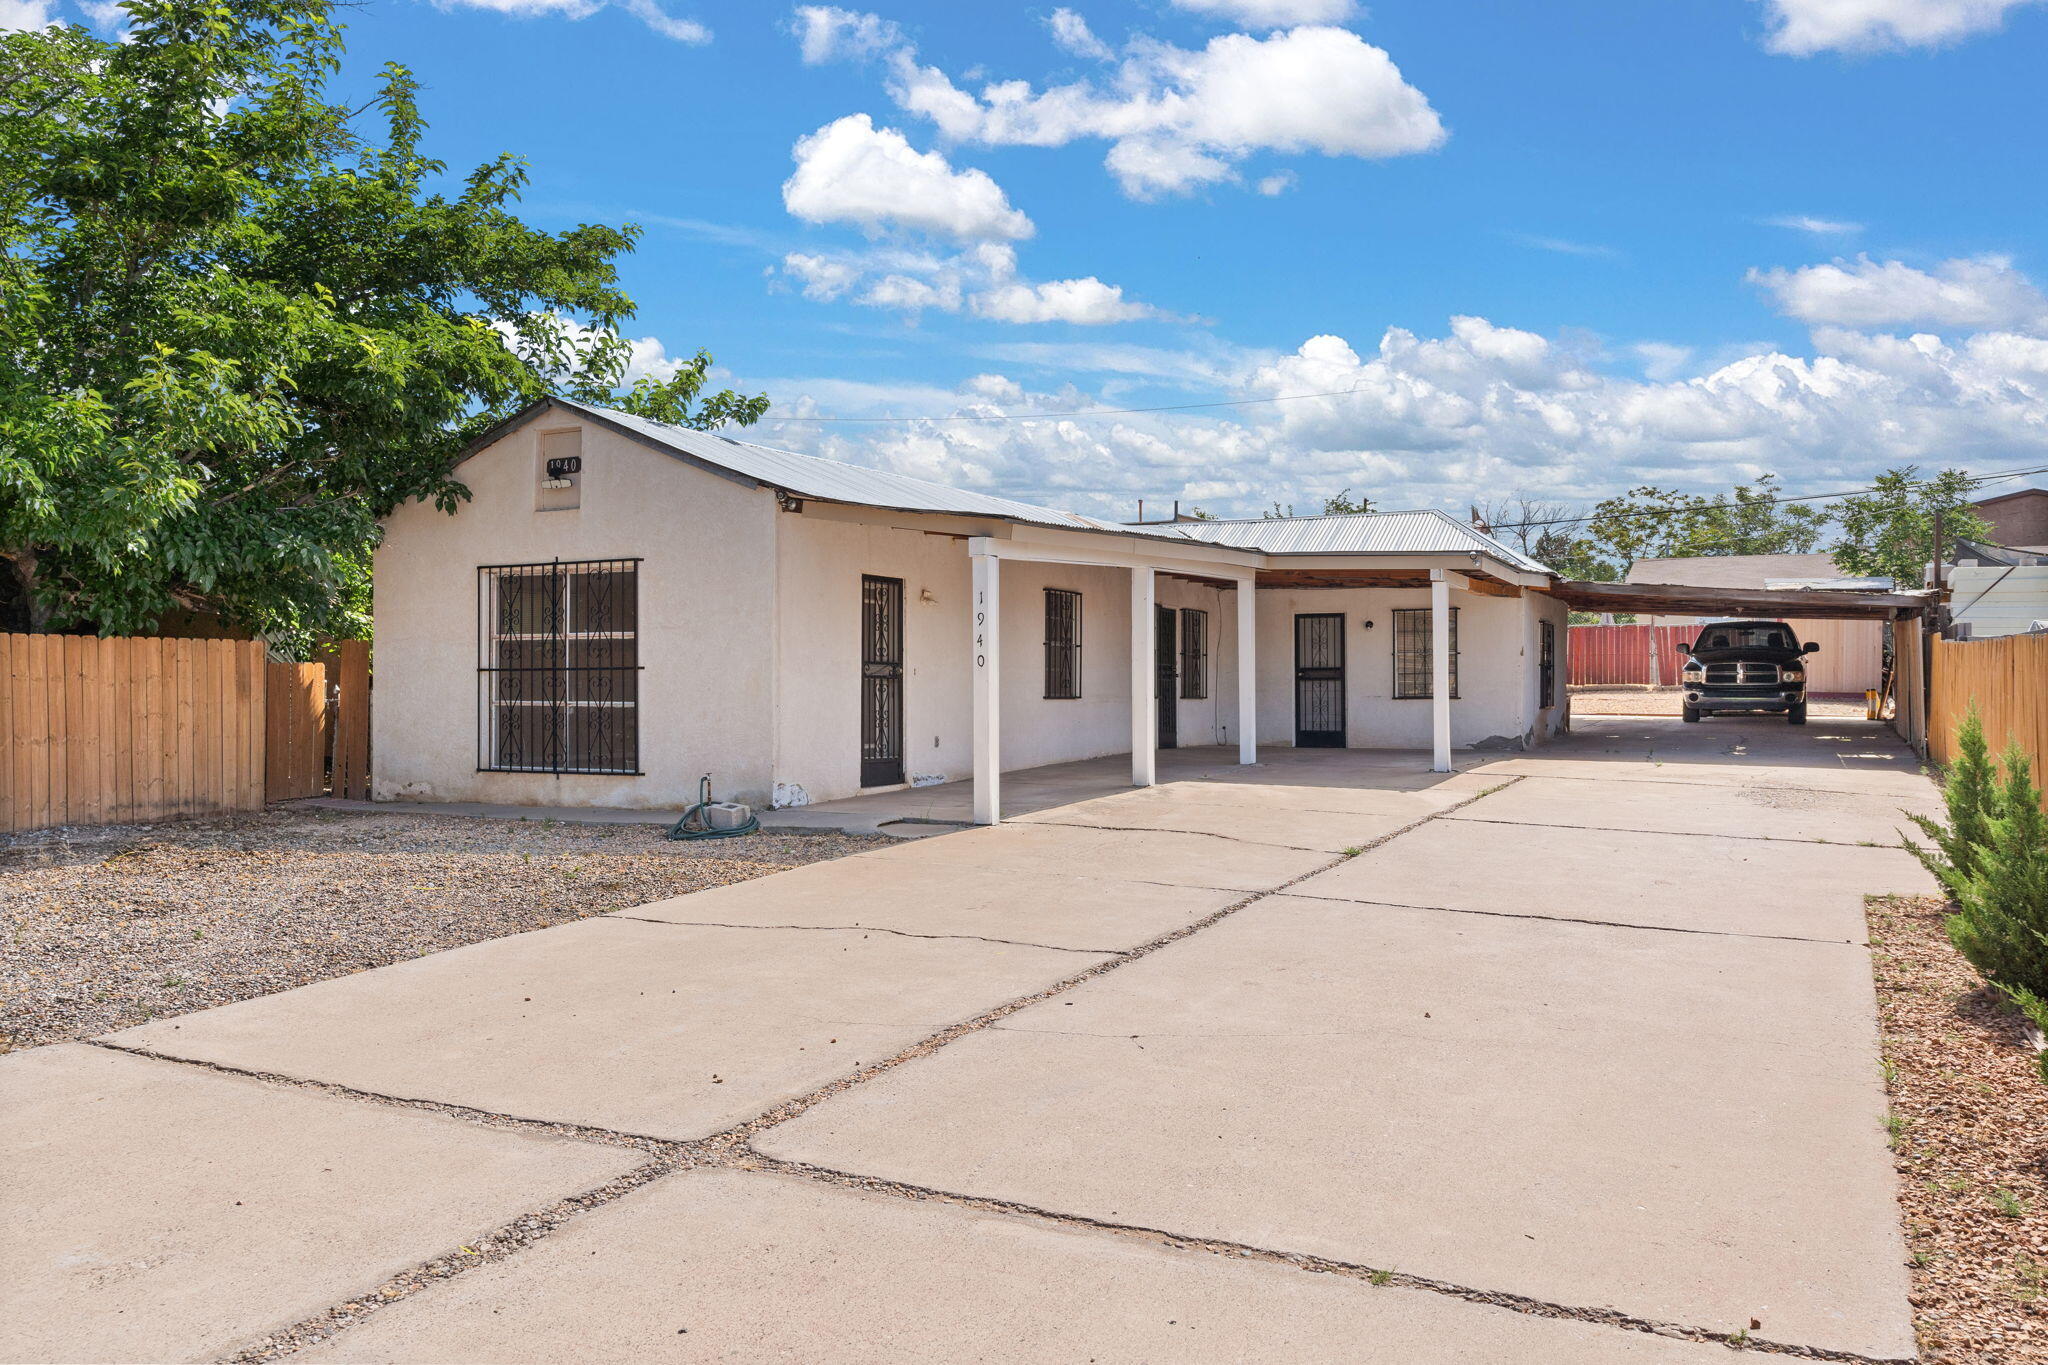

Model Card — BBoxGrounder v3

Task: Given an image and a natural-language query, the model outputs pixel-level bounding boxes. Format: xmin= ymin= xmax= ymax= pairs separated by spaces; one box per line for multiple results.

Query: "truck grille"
xmin=1704 ymin=662 xmax=1780 ymax=686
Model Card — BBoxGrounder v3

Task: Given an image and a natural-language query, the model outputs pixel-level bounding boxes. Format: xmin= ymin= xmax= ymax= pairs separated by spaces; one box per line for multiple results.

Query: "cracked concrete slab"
xmin=855 ymin=819 xmax=1330 ymax=892
xmin=0 ymin=1044 xmax=638 ymax=1365
xmin=1292 ymin=817 xmax=1934 ymax=941
xmin=104 ymin=917 xmax=1109 ymax=1140
xmin=1448 ymin=774 xmax=1937 ymax=845
xmin=297 ymin=1167 xmax=1730 ymax=1365
xmin=760 ymin=895 xmax=1913 ymax=1360
xmin=1007 ymin=788 xmax=1420 ymax=852
xmin=618 ymin=852 xmax=1239 ymax=953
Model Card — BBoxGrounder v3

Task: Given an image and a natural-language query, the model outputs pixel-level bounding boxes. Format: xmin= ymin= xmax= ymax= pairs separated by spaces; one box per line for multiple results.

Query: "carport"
xmin=1535 ymin=579 xmax=1936 ymax=749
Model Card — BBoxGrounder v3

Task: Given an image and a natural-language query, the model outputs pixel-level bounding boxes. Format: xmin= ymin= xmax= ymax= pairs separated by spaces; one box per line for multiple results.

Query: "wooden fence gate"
xmin=1 ymin=634 xmax=370 ymax=833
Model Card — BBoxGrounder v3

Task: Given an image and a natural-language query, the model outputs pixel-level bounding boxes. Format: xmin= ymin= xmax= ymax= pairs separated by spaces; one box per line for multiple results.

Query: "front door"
xmin=860 ymin=575 xmax=904 ymax=786
xmin=1294 ymin=613 xmax=1346 ymax=747
xmin=1155 ymin=604 xmax=1178 ymax=749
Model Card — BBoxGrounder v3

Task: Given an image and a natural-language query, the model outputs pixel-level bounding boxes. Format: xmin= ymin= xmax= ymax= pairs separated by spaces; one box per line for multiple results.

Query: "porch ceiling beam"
xmin=966 ymin=536 xmax=1261 ymax=583
xmin=1534 ymin=579 xmax=1931 ymax=620
xmin=1456 ymin=571 xmax=1523 ymax=598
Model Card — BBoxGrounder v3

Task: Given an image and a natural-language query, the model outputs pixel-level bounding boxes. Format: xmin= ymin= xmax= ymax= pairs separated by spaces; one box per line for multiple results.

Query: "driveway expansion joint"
xmin=1441 ymin=814 xmax=1907 ymax=849
xmin=1017 ymin=818 xmax=1334 ymax=854
xmin=1278 ymin=893 xmax=1867 ymax=946
xmin=731 ymin=1155 xmax=1915 ymax=1364
xmin=177 ymin=772 xmax=1530 ymax=1362
xmin=602 ymin=913 xmax=1123 ymax=957
xmin=84 ymin=1041 xmax=690 ymax=1153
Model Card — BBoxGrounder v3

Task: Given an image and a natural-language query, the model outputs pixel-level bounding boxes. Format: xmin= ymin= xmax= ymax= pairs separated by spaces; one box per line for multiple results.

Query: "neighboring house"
xmin=372 ymin=398 xmax=1569 ymax=818
xmin=1970 ymin=487 xmax=2048 ymax=551
xmin=1624 ymin=553 xmax=1888 ymax=694
xmin=1947 ymin=538 xmax=2048 ymax=639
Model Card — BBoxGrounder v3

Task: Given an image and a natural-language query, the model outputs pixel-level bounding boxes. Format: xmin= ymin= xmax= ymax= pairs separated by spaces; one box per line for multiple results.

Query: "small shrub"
xmin=1946 ymin=746 xmax=2048 ymax=1010
xmin=1903 ymin=709 xmax=2000 ymax=897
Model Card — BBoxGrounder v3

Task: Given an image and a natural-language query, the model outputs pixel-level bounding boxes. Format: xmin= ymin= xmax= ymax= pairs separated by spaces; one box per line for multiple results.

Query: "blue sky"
xmin=18 ymin=0 xmax=2048 ymax=519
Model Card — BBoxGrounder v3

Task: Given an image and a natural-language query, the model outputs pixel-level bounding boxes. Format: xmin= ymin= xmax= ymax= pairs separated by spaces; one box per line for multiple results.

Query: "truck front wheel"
xmin=1787 ymin=701 xmax=1807 ymax=725
xmin=1682 ymin=704 xmax=1701 ymax=723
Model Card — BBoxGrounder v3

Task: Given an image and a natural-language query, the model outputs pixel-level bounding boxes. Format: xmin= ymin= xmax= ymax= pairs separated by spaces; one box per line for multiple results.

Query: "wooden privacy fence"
xmin=1 ymin=635 xmax=371 ymax=833
xmin=1567 ymin=624 xmax=1700 ymax=686
xmin=1929 ymin=631 xmax=2048 ymax=809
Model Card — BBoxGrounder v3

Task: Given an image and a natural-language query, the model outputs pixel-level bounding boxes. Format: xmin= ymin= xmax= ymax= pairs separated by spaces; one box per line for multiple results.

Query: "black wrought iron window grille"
xmin=1179 ymin=608 xmax=1208 ymax=699
xmin=1044 ymin=588 xmax=1082 ymax=699
xmin=1392 ymin=606 xmax=1460 ymax=700
xmin=1539 ymin=620 xmax=1557 ymax=709
xmin=477 ymin=558 xmax=642 ymax=775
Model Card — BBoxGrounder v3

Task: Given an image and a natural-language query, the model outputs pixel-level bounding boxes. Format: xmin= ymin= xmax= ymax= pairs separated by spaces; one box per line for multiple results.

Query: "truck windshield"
xmin=1692 ymin=623 xmax=1797 ymax=651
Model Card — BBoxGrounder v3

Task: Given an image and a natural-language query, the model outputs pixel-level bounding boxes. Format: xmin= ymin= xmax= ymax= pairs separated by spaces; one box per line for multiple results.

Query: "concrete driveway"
xmin=2 ymin=717 xmax=1938 ymax=1363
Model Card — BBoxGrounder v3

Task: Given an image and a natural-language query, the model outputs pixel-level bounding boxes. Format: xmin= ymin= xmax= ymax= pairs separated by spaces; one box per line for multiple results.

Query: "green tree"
xmin=0 ymin=1 xmax=762 ymax=650
xmin=1830 ymin=466 xmax=1990 ymax=587
xmin=1945 ymin=745 xmax=2048 ymax=1078
xmin=1585 ymin=474 xmax=1828 ymax=575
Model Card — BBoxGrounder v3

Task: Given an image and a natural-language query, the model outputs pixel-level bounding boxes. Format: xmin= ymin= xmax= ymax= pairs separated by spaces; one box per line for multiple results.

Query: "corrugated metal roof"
xmin=552 ymin=399 xmax=1550 ymax=573
xmin=1626 ymin=552 xmax=1846 ymax=589
xmin=1171 ymin=510 xmax=1552 ymax=573
xmin=561 ymin=398 xmax=1173 ymax=540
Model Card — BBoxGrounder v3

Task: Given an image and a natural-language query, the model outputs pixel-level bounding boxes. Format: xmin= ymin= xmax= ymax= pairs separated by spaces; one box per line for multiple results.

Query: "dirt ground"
xmin=1869 ymin=894 xmax=2048 ymax=1363
xmin=0 ymin=808 xmax=886 ymax=1053
xmin=1569 ymin=685 xmax=1872 ymax=718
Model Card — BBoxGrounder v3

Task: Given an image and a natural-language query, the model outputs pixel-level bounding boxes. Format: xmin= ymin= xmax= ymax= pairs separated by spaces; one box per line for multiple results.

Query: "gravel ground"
xmin=0 ymin=808 xmax=887 ymax=1053
xmin=1567 ymin=685 xmax=1871 ymax=718
xmin=1868 ymin=894 xmax=2048 ymax=1363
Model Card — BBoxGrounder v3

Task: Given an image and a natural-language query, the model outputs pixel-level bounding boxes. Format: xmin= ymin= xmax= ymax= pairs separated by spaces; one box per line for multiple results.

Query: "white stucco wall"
xmin=372 ymin=414 xmax=778 ymax=809
xmin=1252 ymin=584 xmax=1552 ymax=750
xmin=770 ymin=510 xmax=1240 ymax=805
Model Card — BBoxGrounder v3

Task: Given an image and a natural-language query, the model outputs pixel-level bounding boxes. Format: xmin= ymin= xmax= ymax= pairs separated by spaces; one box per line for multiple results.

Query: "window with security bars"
xmin=1539 ymin=620 xmax=1556 ymax=708
xmin=1044 ymin=588 xmax=1082 ymax=699
xmin=1392 ymin=606 xmax=1459 ymax=700
xmin=1179 ymin=608 xmax=1208 ymax=699
xmin=478 ymin=559 xmax=641 ymax=774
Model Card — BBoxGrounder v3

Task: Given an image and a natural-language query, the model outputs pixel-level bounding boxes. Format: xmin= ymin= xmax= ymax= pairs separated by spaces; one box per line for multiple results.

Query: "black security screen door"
xmin=861 ymin=575 xmax=905 ymax=787
xmin=1154 ymin=604 xmax=1177 ymax=749
xmin=1294 ymin=613 xmax=1346 ymax=748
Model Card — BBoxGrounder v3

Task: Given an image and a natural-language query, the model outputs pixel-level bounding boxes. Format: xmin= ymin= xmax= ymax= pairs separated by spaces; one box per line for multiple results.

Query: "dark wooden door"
xmin=1294 ymin=613 xmax=1346 ymax=748
xmin=1154 ymin=605 xmax=1178 ymax=749
xmin=861 ymin=575 xmax=904 ymax=786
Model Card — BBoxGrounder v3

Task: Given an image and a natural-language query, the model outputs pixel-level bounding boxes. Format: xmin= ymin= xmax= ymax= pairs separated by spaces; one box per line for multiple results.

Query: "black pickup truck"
xmin=1679 ymin=620 xmax=1822 ymax=725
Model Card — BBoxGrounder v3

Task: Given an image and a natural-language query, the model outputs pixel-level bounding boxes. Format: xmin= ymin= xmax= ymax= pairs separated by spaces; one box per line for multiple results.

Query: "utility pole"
xmin=1931 ymin=507 xmax=1947 ymax=637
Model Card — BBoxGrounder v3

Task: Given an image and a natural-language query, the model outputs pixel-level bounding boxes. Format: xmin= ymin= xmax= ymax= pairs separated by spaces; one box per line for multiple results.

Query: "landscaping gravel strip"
xmin=0 ymin=809 xmax=885 ymax=1052
xmin=1868 ymin=893 xmax=2048 ymax=1363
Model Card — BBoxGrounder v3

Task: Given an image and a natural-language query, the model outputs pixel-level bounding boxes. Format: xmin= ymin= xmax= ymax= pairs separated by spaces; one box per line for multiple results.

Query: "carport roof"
xmin=1539 ymin=578 xmax=1932 ymax=620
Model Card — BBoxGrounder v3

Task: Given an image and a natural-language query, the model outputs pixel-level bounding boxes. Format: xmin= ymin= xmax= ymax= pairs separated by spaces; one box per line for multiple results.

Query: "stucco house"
xmin=372 ymin=397 xmax=1570 ymax=823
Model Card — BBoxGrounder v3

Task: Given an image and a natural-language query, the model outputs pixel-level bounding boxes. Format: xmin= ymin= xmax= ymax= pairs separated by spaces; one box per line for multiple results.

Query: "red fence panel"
xmin=1567 ymin=624 xmax=1700 ymax=686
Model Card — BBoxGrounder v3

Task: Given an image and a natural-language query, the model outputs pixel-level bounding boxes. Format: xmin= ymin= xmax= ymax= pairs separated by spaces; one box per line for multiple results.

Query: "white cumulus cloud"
xmin=1047 ymin=7 xmax=1114 ymax=59
xmin=0 ymin=0 xmax=56 ymax=28
xmin=1757 ymin=0 xmax=2044 ymax=53
xmin=775 ymin=240 xmax=1163 ymax=326
xmin=886 ymin=25 xmax=1445 ymax=199
xmin=743 ymin=310 xmax=2048 ymax=523
xmin=792 ymin=5 xmax=902 ymax=64
xmin=783 ymin=114 xmax=1035 ymax=242
xmin=1750 ymin=254 xmax=2048 ymax=331
xmin=974 ymin=278 xmax=1160 ymax=325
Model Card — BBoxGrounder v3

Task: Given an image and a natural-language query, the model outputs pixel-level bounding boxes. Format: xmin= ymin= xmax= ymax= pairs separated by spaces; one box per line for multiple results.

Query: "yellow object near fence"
xmin=1928 ymin=631 xmax=2048 ymax=810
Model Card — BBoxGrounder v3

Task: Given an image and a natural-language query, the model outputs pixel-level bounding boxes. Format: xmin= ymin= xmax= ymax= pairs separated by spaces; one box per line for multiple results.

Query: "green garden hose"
xmin=665 ymin=774 xmax=759 ymax=841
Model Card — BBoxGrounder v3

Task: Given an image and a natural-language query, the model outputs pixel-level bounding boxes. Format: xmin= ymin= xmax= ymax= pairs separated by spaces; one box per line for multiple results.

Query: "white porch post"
xmin=1131 ymin=565 xmax=1156 ymax=788
xmin=1430 ymin=568 xmax=1453 ymax=773
xmin=971 ymin=547 xmax=1001 ymax=824
xmin=1235 ymin=575 xmax=1257 ymax=764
